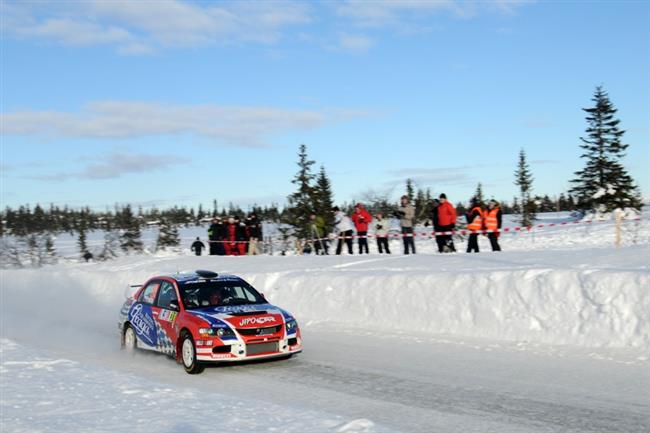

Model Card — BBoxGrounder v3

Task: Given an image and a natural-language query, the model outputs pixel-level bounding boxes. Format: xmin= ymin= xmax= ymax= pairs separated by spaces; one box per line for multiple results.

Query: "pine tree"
xmin=156 ymin=219 xmax=180 ymax=250
xmin=44 ymin=235 xmax=57 ymax=264
xmin=514 ymin=148 xmax=536 ymax=226
xmin=313 ymin=165 xmax=335 ymax=232
xmin=98 ymin=229 xmax=120 ymax=261
xmin=414 ymin=188 xmax=427 ymax=224
xmin=405 ymin=179 xmax=415 ymax=202
xmin=27 ymin=234 xmax=40 ymax=267
xmin=285 ymin=144 xmax=316 ymax=239
xmin=470 ymin=183 xmax=485 ymax=207
xmin=570 ymin=86 xmax=642 ymax=211
xmin=78 ymin=226 xmax=88 ymax=257
xmin=120 ymin=205 xmax=143 ymax=253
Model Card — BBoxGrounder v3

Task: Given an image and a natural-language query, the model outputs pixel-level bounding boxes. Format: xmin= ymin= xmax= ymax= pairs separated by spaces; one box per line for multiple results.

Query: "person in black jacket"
xmin=207 ymin=218 xmax=219 ymax=255
xmin=191 ymin=237 xmax=206 ymax=256
xmin=429 ymin=199 xmax=444 ymax=253
xmin=207 ymin=217 xmax=226 ymax=255
xmin=234 ymin=216 xmax=248 ymax=255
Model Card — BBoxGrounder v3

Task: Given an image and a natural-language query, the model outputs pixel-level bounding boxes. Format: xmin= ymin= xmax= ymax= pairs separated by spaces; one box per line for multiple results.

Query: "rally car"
xmin=118 ymin=270 xmax=302 ymax=374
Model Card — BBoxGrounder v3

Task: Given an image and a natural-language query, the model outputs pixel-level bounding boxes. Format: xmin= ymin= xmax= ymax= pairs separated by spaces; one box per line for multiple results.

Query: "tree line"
xmin=1 ymin=85 xmax=642 ymax=263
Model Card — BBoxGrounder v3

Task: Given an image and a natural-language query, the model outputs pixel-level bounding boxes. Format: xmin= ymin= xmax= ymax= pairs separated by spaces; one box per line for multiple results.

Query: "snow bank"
xmin=251 ymin=260 xmax=650 ymax=349
xmin=3 ymin=244 xmax=649 ymax=351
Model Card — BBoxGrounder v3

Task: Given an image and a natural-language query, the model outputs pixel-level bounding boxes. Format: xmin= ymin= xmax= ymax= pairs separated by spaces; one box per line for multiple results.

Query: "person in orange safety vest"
xmin=466 ymin=201 xmax=484 ymax=253
xmin=484 ymin=200 xmax=502 ymax=251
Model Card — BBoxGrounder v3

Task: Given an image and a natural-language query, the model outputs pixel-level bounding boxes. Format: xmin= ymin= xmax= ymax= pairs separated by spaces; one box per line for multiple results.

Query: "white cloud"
xmin=3 ymin=0 xmax=312 ymax=53
xmin=336 ymin=0 xmax=532 ymax=29
xmin=1 ymin=101 xmax=364 ymax=147
xmin=29 ymin=152 xmax=190 ymax=181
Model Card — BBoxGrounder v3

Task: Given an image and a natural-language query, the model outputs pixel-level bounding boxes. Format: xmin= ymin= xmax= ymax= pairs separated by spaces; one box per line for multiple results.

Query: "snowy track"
xmin=2 ymin=237 xmax=650 ymax=432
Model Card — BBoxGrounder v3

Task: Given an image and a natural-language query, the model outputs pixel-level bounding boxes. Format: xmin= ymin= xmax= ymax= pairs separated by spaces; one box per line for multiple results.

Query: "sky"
xmin=1 ymin=0 xmax=649 ymax=211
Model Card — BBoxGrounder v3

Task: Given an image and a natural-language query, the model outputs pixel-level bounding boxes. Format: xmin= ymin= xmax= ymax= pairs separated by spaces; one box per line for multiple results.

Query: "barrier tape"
xmin=202 ymin=217 xmax=644 ymax=244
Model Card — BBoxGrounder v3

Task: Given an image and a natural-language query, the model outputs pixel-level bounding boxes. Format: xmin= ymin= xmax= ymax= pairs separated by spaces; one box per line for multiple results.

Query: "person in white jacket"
xmin=374 ymin=212 xmax=391 ymax=254
xmin=333 ymin=206 xmax=354 ymax=255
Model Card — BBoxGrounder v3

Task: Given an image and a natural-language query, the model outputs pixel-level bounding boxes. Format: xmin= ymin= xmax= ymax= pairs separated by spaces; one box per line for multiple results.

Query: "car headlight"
xmin=199 ymin=327 xmax=234 ymax=337
xmin=285 ymin=319 xmax=298 ymax=333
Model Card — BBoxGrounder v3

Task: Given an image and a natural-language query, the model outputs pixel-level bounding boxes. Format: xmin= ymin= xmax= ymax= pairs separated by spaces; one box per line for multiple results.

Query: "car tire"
xmin=180 ymin=332 xmax=204 ymax=374
xmin=123 ymin=324 xmax=137 ymax=354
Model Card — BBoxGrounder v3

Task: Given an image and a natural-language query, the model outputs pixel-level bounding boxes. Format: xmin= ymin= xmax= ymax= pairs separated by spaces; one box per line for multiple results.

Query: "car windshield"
xmin=180 ymin=280 xmax=265 ymax=310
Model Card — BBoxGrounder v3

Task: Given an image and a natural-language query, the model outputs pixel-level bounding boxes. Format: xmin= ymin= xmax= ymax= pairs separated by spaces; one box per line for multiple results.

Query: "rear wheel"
xmin=123 ymin=325 xmax=137 ymax=354
xmin=180 ymin=332 xmax=204 ymax=374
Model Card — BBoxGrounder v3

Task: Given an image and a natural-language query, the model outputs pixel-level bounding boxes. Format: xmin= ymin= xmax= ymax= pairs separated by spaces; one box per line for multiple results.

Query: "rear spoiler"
xmin=124 ymin=284 xmax=142 ymax=299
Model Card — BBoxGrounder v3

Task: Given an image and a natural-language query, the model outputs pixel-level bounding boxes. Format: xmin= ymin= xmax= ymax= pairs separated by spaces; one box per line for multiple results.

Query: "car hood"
xmin=187 ymin=303 xmax=293 ymax=329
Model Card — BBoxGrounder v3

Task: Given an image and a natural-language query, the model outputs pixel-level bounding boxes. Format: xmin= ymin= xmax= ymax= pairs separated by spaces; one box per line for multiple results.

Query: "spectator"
xmin=375 ymin=212 xmax=391 ymax=254
xmin=207 ymin=218 xmax=220 ymax=255
xmin=396 ymin=195 xmax=416 ymax=254
xmin=224 ymin=217 xmax=238 ymax=255
xmin=214 ymin=217 xmax=226 ymax=255
xmin=485 ymin=200 xmax=502 ymax=251
xmin=83 ymin=250 xmax=93 ymax=262
xmin=437 ymin=193 xmax=457 ymax=252
xmin=333 ymin=206 xmax=354 ymax=255
xmin=234 ymin=216 xmax=248 ymax=255
xmin=246 ymin=212 xmax=262 ymax=255
xmin=191 ymin=237 xmax=206 ymax=256
xmin=310 ymin=213 xmax=329 ymax=255
xmin=466 ymin=200 xmax=484 ymax=253
xmin=351 ymin=203 xmax=372 ymax=254
xmin=429 ymin=199 xmax=444 ymax=253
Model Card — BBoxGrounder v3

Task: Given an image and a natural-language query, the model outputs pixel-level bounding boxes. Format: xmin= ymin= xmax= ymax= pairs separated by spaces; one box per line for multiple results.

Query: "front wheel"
xmin=180 ymin=333 xmax=204 ymax=374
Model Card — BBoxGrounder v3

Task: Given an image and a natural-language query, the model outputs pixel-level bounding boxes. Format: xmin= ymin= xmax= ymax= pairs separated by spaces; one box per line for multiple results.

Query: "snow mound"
xmin=2 ymin=245 xmax=649 ymax=351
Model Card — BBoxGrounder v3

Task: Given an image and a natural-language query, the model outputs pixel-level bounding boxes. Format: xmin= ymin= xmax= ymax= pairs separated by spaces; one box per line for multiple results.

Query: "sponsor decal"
xmin=239 ymin=316 xmax=277 ymax=327
xmin=128 ymin=303 xmax=157 ymax=346
xmin=158 ymin=310 xmax=178 ymax=322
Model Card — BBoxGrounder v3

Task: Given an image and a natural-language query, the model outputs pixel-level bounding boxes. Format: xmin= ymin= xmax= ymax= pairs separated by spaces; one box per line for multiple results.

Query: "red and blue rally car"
xmin=118 ymin=270 xmax=302 ymax=374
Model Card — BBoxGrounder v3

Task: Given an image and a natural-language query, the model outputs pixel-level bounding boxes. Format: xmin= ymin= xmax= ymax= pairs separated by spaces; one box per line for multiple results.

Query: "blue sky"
xmin=2 ymin=0 xmax=649 ymax=211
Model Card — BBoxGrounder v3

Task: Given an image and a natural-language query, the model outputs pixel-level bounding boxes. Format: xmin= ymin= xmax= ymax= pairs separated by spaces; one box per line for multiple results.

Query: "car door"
xmin=152 ymin=280 xmax=180 ymax=356
xmin=128 ymin=280 xmax=161 ymax=350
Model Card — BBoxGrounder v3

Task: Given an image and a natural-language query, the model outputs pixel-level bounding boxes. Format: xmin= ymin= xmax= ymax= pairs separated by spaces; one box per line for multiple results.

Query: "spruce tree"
xmin=156 ymin=219 xmax=180 ymax=250
xmin=313 ymin=165 xmax=335 ymax=232
xmin=120 ymin=205 xmax=143 ymax=253
xmin=470 ymin=183 xmax=485 ymax=207
xmin=570 ymin=86 xmax=641 ymax=211
xmin=98 ymin=229 xmax=118 ymax=260
xmin=405 ymin=179 xmax=415 ymax=202
xmin=44 ymin=235 xmax=57 ymax=265
xmin=514 ymin=148 xmax=536 ymax=226
xmin=77 ymin=226 xmax=88 ymax=257
xmin=286 ymin=144 xmax=316 ymax=239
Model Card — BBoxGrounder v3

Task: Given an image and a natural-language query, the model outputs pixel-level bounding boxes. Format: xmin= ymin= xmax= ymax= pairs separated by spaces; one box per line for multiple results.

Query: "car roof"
xmin=158 ymin=270 xmax=243 ymax=285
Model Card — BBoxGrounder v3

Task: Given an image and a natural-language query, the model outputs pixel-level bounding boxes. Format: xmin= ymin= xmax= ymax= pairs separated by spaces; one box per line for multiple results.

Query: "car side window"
xmin=139 ymin=282 xmax=160 ymax=305
xmin=156 ymin=281 xmax=178 ymax=310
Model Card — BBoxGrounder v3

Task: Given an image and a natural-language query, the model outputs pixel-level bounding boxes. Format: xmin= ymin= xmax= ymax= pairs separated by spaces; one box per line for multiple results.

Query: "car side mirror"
xmin=260 ymin=293 xmax=267 ymax=301
xmin=169 ymin=300 xmax=180 ymax=311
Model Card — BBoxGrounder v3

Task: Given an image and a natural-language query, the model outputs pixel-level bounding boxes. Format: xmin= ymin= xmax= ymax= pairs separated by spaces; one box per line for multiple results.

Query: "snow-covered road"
xmin=3 ymin=324 xmax=649 ymax=433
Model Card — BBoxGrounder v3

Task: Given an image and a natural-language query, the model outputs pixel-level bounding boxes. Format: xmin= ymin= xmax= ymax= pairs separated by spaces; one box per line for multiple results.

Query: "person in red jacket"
xmin=224 ymin=217 xmax=238 ymax=255
xmin=437 ymin=193 xmax=457 ymax=252
xmin=351 ymin=203 xmax=372 ymax=254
